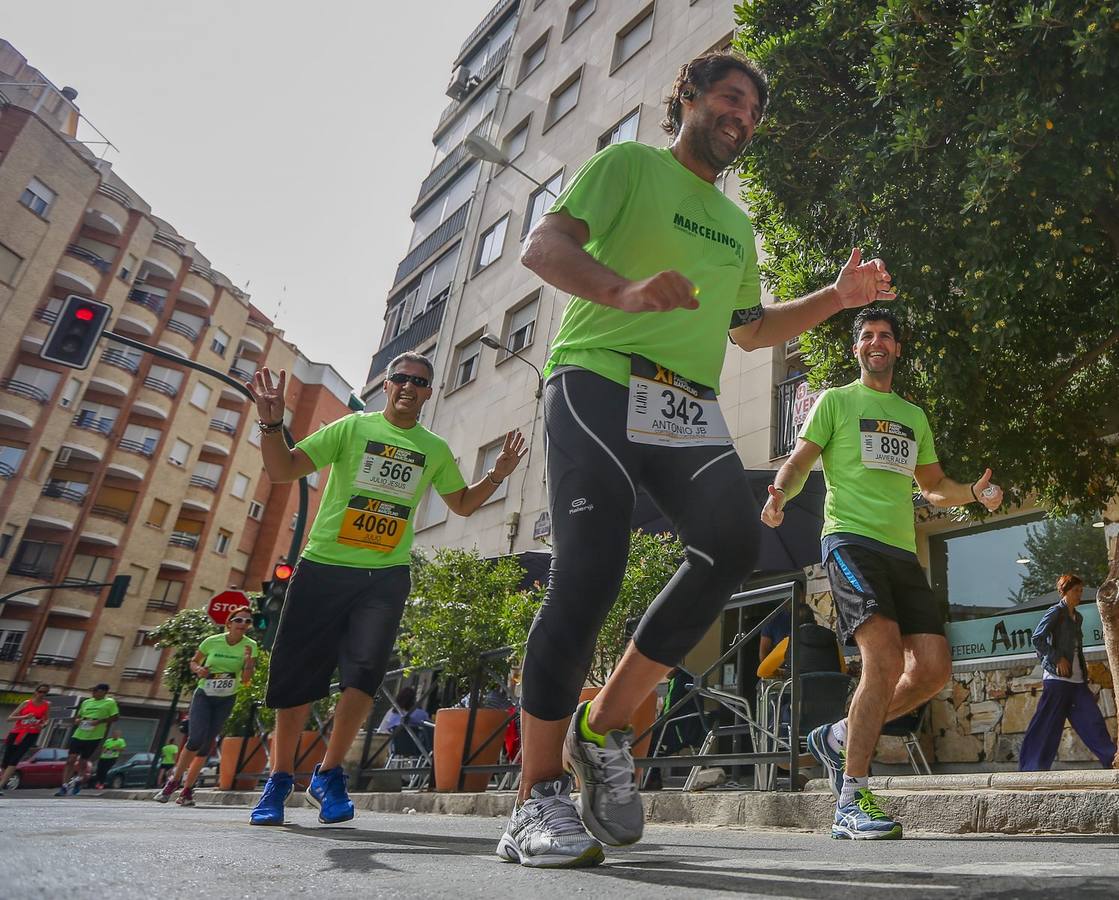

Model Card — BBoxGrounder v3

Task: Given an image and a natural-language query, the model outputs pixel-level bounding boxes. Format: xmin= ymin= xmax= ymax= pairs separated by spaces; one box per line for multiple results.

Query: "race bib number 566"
xmin=860 ymin=418 xmax=916 ymax=477
xmin=337 ymin=495 xmax=410 ymax=552
xmin=354 ymin=441 xmax=425 ymax=500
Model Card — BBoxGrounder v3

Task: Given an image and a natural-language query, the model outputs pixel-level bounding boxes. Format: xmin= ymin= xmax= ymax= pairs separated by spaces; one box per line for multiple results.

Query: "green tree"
xmin=1010 ymin=516 xmax=1111 ymax=602
xmin=735 ymin=0 xmax=1119 ymax=516
xmin=399 ymin=548 xmax=531 ymax=690
xmin=224 ymin=650 xmax=275 ymax=736
xmin=587 ymin=531 xmax=684 ymax=686
xmin=149 ymin=608 xmax=220 ymax=696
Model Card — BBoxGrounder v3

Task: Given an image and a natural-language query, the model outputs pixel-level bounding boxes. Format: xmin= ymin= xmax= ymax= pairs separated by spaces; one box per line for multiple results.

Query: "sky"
xmin=4 ymin=0 xmax=496 ymax=391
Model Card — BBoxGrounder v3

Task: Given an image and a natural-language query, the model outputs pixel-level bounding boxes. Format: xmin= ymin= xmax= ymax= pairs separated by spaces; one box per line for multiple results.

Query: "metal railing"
xmin=72 ymin=412 xmax=115 ymax=434
xmin=117 ymin=438 xmax=155 ymax=457
xmin=165 ymin=318 xmax=200 ymax=341
xmin=457 ymin=0 xmax=516 ymax=60
xmin=33 ymin=306 xmax=59 ymax=325
xmin=142 ymin=376 xmax=179 ymax=397
xmin=168 ymin=532 xmax=199 ymax=549
xmin=189 ymin=474 xmax=219 ymax=491
xmin=152 ymin=232 xmax=185 ymax=254
xmin=773 ymin=374 xmax=807 ymax=459
xmin=1 ymin=379 xmax=50 ymax=404
xmin=188 ymin=262 xmax=213 ymax=281
xmin=367 ymin=300 xmax=446 ymax=382
xmin=0 ymin=645 xmax=22 ymax=663
xmin=96 ymin=183 xmax=132 ymax=208
xmin=128 ymin=289 xmax=165 ymax=314
xmin=7 ymin=563 xmax=56 ymax=580
xmin=41 ymin=482 xmax=88 ymax=504
xmin=101 ymin=349 xmax=140 ymax=374
xmin=229 ymin=364 xmax=254 ymax=382
xmin=30 ymin=654 xmax=76 ymax=668
xmin=122 ymin=667 xmax=157 ymax=680
xmin=209 ymin=418 xmax=237 ymax=435
xmin=90 ymin=504 xmax=131 ymax=522
xmin=393 ymin=202 xmax=469 ymax=285
xmin=0 ymin=461 xmax=17 ymax=479
xmin=146 ymin=597 xmax=179 ymax=612
xmin=65 ymin=244 xmax=112 ymax=273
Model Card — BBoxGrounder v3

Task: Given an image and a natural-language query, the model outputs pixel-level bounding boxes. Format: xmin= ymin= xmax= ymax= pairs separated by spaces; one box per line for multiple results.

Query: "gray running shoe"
xmin=563 ymin=700 xmax=643 ymax=846
xmin=496 ymin=776 xmax=604 ymax=868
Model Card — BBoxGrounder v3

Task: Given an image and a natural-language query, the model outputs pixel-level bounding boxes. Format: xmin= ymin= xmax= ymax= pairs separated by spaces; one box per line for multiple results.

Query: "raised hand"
xmin=492 ymin=430 xmax=528 ymax=480
xmin=833 ymin=248 xmax=896 ymax=309
xmin=612 ymin=270 xmax=700 ymax=313
xmin=760 ymin=484 xmax=785 ymax=528
xmin=973 ymin=467 xmax=1003 ymax=511
xmin=246 ymin=367 xmax=287 ymax=425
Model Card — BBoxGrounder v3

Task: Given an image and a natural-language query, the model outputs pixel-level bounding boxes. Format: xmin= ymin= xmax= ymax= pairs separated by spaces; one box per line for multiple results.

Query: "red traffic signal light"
xmin=75 ymin=308 xmax=95 ymax=321
xmin=40 ymin=294 xmax=112 ymax=369
xmin=273 ymin=563 xmax=294 ymax=581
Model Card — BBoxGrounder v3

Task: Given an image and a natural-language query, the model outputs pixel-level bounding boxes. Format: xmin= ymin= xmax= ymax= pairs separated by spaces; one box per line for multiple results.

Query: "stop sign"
xmin=207 ymin=590 xmax=250 ymax=625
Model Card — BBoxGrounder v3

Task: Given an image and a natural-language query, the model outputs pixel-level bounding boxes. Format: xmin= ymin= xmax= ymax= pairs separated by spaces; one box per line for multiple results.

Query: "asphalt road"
xmin=2 ymin=795 xmax=1118 ymax=899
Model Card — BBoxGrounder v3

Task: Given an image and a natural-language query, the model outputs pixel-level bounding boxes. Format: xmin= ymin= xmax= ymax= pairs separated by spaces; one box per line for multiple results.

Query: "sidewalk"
xmin=97 ymin=769 xmax=1119 ymax=835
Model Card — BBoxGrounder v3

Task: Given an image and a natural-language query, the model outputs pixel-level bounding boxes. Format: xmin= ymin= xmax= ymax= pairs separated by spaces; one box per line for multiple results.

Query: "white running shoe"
xmin=496 ymin=775 xmax=605 ymax=868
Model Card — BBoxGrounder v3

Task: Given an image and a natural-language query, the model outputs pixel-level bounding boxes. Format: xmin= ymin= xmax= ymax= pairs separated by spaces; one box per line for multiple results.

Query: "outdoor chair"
xmin=880 ymin=703 xmax=932 ymax=775
xmin=385 ymin=721 xmax=434 ymax=789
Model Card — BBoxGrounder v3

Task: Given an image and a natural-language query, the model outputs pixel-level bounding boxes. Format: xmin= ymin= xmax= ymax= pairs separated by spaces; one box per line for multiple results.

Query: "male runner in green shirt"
xmin=500 ymin=50 xmax=898 ymax=869
xmin=95 ymin=731 xmax=126 ymax=789
xmin=762 ymin=306 xmax=1002 ymax=839
xmin=243 ymin=352 xmax=526 ymax=827
xmin=56 ymin=684 xmax=118 ymax=796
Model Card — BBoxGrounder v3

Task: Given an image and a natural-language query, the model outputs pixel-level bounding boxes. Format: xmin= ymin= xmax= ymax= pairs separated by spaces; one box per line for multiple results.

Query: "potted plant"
xmin=400 ymin=547 xmax=532 ymax=791
xmin=219 ymin=650 xmax=274 ymax=791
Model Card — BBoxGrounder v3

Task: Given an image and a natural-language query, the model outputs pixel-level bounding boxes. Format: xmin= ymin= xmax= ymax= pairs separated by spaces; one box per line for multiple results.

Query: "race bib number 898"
xmin=860 ymin=418 xmax=916 ymax=477
xmin=337 ymin=495 xmax=411 ymax=552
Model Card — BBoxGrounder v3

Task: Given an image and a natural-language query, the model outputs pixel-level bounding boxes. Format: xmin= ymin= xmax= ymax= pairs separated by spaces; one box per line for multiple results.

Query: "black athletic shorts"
xmin=825 ymin=543 xmax=945 ymax=646
xmin=68 ymin=737 xmax=101 ymax=760
xmin=3 ymin=732 xmax=37 ymax=767
xmin=265 ymin=558 xmax=411 ymax=709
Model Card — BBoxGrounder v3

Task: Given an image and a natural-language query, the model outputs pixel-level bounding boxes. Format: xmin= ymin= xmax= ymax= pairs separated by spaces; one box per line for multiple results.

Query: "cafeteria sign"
xmin=947 ymin=604 xmax=1105 ymax=666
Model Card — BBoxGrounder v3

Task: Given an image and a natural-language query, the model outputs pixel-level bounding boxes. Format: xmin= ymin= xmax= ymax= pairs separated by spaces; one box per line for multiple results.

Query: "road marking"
xmin=607 ymin=862 xmax=961 ymax=891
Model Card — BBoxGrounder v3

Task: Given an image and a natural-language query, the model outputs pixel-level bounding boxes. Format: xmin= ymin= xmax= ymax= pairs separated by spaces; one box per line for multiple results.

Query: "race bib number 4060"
xmin=860 ymin=418 xmax=916 ymax=476
xmin=337 ymin=495 xmax=411 ymax=552
xmin=626 ymin=356 xmax=731 ymax=447
xmin=353 ymin=441 xmax=425 ymax=500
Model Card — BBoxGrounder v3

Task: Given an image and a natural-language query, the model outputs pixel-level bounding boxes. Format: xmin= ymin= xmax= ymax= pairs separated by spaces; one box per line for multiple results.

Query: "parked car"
xmin=7 ymin=746 xmax=68 ymax=789
xmin=105 ymin=752 xmax=156 ymax=788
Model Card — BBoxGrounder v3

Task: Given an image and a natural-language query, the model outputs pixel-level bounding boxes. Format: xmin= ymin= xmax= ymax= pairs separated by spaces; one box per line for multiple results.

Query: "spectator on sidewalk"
xmin=376 ymin=686 xmax=431 ymax=733
xmin=0 ymin=684 xmax=51 ymax=795
xmin=158 ymin=739 xmax=180 ymax=786
xmin=95 ymin=730 xmax=127 ymax=789
xmin=1020 ymin=574 xmax=1118 ymax=771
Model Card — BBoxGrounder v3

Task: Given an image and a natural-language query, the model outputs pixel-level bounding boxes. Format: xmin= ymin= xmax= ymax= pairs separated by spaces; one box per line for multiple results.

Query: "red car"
xmin=8 ymin=746 xmax=68 ymax=789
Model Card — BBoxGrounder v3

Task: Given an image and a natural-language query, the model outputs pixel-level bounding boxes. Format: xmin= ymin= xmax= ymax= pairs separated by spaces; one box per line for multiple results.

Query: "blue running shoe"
xmin=70 ymin=779 xmax=82 ymax=796
xmin=54 ymin=787 xmax=68 ymax=797
xmin=249 ymin=772 xmax=294 ymax=826
xmin=308 ymin=764 xmax=353 ymax=824
xmin=832 ymin=789 xmax=902 ymax=840
xmin=807 ymin=723 xmax=845 ymax=800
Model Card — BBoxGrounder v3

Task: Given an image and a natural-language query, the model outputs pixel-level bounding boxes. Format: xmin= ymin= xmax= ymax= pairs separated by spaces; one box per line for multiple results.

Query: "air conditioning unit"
xmin=445 ymin=65 xmax=473 ymax=100
xmin=784 ymin=336 xmax=803 ymax=359
xmin=56 ymin=447 xmax=72 ymax=465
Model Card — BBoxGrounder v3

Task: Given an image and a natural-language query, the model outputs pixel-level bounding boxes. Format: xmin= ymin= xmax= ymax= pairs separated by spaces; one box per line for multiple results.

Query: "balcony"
xmin=168 ymin=531 xmax=199 ymax=549
xmin=437 ymin=36 xmax=512 ymax=135
xmin=106 ymin=443 xmax=151 ymax=481
xmin=62 ymin=419 xmax=110 ymax=460
xmin=7 ymin=562 xmax=57 ymax=581
xmin=142 ymin=240 xmax=182 ymax=280
xmin=85 ymin=190 xmax=129 ymax=235
xmin=42 ymin=481 xmax=89 ymax=505
xmin=161 ymin=320 xmax=199 ymax=355
xmin=1 ymin=378 xmax=50 ymax=404
xmin=100 ymin=348 xmax=141 ymax=375
xmin=128 ymin=289 xmax=165 ymax=315
xmin=29 ymin=654 xmax=76 ymax=669
xmin=367 ymin=299 xmax=446 ymax=383
xmin=49 ymin=586 xmax=98 ymax=616
xmin=0 ymin=460 xmax=20 ymax=478
xmin=71 ymin=410 xmax=116 ymax=436
xmin=181 ymin=485 xmax=213 ymax=512
xmin=89 ymin=504 xmax=131 ymax=523
xmin=55 ymin=244 xmax=110 ymax=293
xmin=237 ymin=331 xmax=266 ymax=356
xmin=80 ymin=513 xmax=127 ymax=547
xmin=0 ymin=383 xmax=46 ymax=429
xmin=116 ymin=437 xmax=156 ymax=458
xmin=121 ymin=667 xmax=157 ymax=680
xmin=772 ymin=374 xmax=809 ymax=459
xmin=163 ymin=534 xmax=198 ymax=571
xmin=122 ymin=290 xmax=163 ymax=335
xmin=457 ymin=0 xmax=517 ymax=62
xmin=229 ymin=361 xmax=255 ymax=382
xmin=393 ymin=202 xmax=469 ymax=286
xmin=209 ymin=417 xmax=238 ymax=435
xmin=178 ymin=271 xmax=214 ymax=308
xmin=142 ymin=374 xmax=180 ymax=397
xmin=146 ymin=597 xmax=179 ymax=613
xmin=188 ymin=474 xmax=219 ymax=491
xmin=201 ymin=433 xmax=232 ymax=457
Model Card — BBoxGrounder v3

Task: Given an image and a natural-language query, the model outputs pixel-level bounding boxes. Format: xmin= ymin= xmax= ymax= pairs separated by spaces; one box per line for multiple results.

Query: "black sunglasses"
xmin=387 ymin=372 xmax=431 ymax=388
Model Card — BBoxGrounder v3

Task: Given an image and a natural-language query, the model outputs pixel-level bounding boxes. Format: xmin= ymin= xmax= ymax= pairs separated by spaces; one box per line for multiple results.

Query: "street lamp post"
xmin=480 ymin=333 xmax=542 ymax=398
xmin=463 ymin=134 xmax=542 ymax=187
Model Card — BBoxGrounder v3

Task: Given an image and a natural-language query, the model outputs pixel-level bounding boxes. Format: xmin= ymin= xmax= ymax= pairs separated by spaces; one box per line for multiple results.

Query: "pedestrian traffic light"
xmin=104 ymin=574 xmax=130 ymax=608
xmin=254 ymin=563 xmax=293 ymax=650
xmin=40 ymin=294 xmax=113 ymax=369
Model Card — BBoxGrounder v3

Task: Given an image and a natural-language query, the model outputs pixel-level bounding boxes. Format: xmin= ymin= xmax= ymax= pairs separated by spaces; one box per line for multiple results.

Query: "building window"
xmin=415 ymin=485 xmax=450 ymax=532
xmin=475 ymin=215 xmax=509 ymax=272
xmin=453 ymin=337 xmax=483 ymax=390
xmin=612 ymin=5 xmax=654 ymax=71
xmin=545 ymin=69 xmax=582 ymax=131
xmin=151 ymin=578 xmax=183 ymax=608
xmin=504 ymin=296 xmax=539 ymax=356
xmin=189 ymin=382 xmax=212 ymax=411
xmin=146 ymin=499 xmax=170 ymax=529
xmin=214 ymin=529 xmax=232 ymax=555
xmin=930 ymin=513 xmax=1108 ymax=623
xmin=503 ymin=117 xmax=530 ymax=163
xmin=477 ymin=441 xmax=510 ymax=503
xmin=93 ymin=635 xmax=123 ymax=667
xmin=19 ymin=177 xmax=56 ymax=217
xmin=0 ymin=618 xmax=29 ymax=661
xmin=229 ymin=472 xmax=250 ymax=499
xmin=121 ymin=424 xmax=159 ymax=457
xmin=35 ymin=627 xmax=84 ymax=664
xmin=518 ymin=31 xmax=549 ymax=83
xmin=210 ymin=327 xmax=230 ymax=357
xmin=120 ymin=253 xmax=138 ymax=282
xmin=168 ymin=439 xmax=191 ymax=467
xmin=64 ymin=554 xmax=112 ymax=587
xmin=0 ymin=524 xmax=18 ymax=558
xmin=10 ymin=540 xmax=63 ymax=580
xmin=563 ymin=0 xmax=596 ymax=39
xmin=247 ymin=500 xmax=264 ymax=520
xmin=0 ymin=241 xmax=23 ymax=284
xmin=523 ymin=171 xmax=564 ymax=238
xmin=599 ymin=108 xmax=640 ymax=149
xmin=0 ymin=445 xmax=27 ymax=480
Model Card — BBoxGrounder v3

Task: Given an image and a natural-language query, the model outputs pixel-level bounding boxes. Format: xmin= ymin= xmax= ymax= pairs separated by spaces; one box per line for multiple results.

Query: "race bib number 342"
xmin=337 ymin=495 xmax=411 ymax=552
xmin=353 ymin=441 xmax=425 ymax=500
xmin=860 ymin=418 xmax=916 ymax=476
xmin=626 ymin=356 xmax=731 ymax=447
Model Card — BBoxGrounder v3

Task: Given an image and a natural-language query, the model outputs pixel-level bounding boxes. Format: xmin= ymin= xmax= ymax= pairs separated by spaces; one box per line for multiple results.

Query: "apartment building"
xmin=0 ymin=41 xmax=355 ymax=747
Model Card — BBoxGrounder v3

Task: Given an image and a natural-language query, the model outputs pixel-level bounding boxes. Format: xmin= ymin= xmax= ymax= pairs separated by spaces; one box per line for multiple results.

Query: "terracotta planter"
xmin=433 ymin=707 xmax=509 ymax=792
xmin=579 ymin=686 xmax=657 ymax=777
xmin=218 ymin=735 xmax=266 ymax=791
xmin=294 ymin=729 xmax=325 ymax=789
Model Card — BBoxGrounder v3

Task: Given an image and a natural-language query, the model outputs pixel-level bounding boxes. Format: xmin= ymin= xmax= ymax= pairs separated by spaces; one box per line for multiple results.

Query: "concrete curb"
xmin=95 ymin=782 xmax=1119 ymax=835
xmin=805 ymin=769 xmax=1119 ymax=794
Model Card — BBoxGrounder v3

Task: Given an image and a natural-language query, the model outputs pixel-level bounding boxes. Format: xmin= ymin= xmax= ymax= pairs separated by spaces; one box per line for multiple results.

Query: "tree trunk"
xmin=1095 ymin=535 xmax=1119 ymax=769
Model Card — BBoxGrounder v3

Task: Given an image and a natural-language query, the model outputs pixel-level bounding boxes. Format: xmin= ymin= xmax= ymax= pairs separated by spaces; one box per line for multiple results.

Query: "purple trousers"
xmin=1018 ymin=679 xmax=1116 ymax=771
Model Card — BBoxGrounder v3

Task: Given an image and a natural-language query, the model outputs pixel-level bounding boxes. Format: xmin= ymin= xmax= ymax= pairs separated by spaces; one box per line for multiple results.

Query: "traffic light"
xmin=104 ymin=574 xmax=130 ymax=608
xmin=40 ymin=294 xmax=112 ymax=369
xmin=255 ymin=562 xmax=293 ymax=650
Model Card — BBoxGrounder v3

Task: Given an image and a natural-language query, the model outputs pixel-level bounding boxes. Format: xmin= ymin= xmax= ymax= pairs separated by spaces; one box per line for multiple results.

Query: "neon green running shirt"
xmin=799 ymin=381 xmax=938 ymax=554
xmin=543 ymin=142 xmax=762 ymax=390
